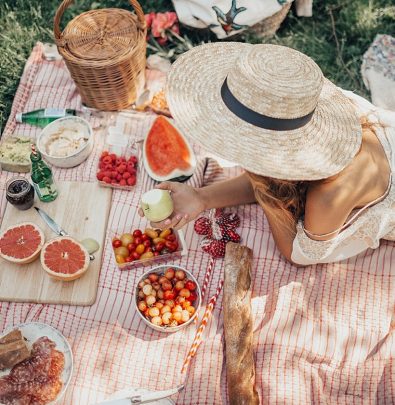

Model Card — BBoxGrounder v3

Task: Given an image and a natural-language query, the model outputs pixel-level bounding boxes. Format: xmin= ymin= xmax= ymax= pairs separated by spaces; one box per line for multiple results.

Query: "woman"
xmin=140 ymin=43 xmax=395 ymax=265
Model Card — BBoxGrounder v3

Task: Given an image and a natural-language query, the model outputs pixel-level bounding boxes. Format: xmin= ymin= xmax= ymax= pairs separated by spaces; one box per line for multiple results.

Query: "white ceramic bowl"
xmin=37 ymin=116 xmax=94 ymax=168
xmin=134 ymin=265 xmax=201 ymax=333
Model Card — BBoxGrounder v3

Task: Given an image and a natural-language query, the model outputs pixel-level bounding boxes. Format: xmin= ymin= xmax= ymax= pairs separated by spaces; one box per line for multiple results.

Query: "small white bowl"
xmin=37 ymin=116 xmax=94 ymax=168
xmin=134 ymin=265 xmax=201 ymax=333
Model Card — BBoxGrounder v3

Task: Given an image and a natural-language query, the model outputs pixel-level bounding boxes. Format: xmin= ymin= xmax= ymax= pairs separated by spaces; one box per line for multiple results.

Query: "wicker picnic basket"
xmin=54 ymin=0 xmax=147 ymax=110
xmin=250 ymin=2 xmax=292 ymax=38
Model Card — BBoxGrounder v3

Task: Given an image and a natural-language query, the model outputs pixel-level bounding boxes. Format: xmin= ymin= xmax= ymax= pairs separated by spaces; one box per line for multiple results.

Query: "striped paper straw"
xmin=181 ymin=279 xmax=224 ymax=375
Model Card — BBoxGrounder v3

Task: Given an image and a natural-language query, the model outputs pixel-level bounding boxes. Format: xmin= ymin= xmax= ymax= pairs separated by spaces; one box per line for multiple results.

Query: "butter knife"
xmin=95 ymin=385 xmax=184 ymax=405
xmin=35 ymin=207 xmax=94 ymax=261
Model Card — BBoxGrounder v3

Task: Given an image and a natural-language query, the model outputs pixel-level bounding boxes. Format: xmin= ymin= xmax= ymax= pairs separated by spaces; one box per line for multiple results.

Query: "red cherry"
xmin=185 ymin=280 xmax=197 ymax=291
xmin=187 ymin=292 xmax=198 ymax=303
xmin=112 ymin=239 xmax=122 ymax=248
xmin=163 ymin=290 xmax=176 ymax=300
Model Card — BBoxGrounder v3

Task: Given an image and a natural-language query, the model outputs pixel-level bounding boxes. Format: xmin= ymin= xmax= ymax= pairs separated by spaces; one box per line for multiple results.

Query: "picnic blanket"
xmin=0 ymin=42 xmax=394 ymax=404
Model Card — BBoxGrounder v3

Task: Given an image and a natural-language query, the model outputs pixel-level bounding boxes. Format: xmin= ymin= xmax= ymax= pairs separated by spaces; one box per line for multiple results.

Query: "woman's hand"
xmin=138 ymin=182 xmax=206 ymax=230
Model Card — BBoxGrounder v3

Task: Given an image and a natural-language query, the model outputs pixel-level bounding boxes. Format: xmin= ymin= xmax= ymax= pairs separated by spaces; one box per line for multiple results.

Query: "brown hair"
xmin=246 ymin=171 xmax=311 ymax=225
xmin=246 ymin=117 xmax=379 ymax=227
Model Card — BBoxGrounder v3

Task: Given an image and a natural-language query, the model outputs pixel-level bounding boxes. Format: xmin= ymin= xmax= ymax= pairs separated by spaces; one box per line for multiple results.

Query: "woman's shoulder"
xmin=303 ymin=181 xmax=353 ymax=240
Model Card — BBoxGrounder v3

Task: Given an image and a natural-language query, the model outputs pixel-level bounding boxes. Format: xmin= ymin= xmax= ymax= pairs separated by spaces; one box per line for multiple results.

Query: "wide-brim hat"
xmin=166 ymin=42 xmax=362 ymax=180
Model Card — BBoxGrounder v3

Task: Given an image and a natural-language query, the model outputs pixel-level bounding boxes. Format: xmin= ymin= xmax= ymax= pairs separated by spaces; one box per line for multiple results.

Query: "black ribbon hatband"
xmin=220 ymin=78 xmax=315 ymax=131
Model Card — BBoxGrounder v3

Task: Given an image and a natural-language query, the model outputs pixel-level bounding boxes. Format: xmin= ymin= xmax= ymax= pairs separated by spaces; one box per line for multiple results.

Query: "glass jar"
xmin=6 ymin=177 xmax=35 ymax=210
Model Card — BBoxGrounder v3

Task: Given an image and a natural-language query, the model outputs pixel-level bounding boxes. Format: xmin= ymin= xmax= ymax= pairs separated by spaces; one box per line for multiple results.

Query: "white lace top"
xmin=291 ymin=91 xmax=395 ymax=265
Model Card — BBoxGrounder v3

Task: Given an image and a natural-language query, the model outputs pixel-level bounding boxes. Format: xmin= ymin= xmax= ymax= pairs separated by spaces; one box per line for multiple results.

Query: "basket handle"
xmin=54 ymin=0 xmax=146 ymax=46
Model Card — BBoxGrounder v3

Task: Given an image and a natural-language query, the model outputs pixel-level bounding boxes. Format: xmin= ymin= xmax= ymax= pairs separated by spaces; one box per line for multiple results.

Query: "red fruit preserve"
xmin=6 ymin=177 xmax=35 ymax=210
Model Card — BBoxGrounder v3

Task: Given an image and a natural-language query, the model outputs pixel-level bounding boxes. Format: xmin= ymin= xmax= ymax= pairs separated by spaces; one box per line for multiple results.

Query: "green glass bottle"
xmin=30 ymin=146 xmax=58 ymax=202
xmin=16 ymin=108 xmax=77 ymax=128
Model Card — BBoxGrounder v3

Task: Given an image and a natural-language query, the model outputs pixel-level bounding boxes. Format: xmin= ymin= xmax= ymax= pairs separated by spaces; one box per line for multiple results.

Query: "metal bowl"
xmin=134 ymin=265 xmax=201 ymax=333
xmin=37 ymin=116 xmax=94 ymax=168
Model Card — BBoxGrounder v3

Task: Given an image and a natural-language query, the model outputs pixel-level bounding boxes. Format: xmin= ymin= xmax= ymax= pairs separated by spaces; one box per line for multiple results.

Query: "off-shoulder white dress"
xmin=291 ymin=91 xmax=395 ymax=265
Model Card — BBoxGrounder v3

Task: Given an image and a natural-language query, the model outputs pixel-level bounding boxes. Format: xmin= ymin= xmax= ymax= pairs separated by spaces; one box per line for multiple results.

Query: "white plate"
xmin=0 ymin=322 xmax=73 ymax=404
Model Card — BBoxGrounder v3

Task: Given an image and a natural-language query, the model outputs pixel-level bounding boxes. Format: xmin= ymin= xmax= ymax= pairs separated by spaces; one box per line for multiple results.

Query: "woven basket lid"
xmin=60 ymin=8 xmax=142 ymax=61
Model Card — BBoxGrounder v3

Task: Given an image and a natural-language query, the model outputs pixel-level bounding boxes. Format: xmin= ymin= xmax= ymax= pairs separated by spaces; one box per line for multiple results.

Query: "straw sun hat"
xmin=166 ymin=42 xmax=362 ymax=180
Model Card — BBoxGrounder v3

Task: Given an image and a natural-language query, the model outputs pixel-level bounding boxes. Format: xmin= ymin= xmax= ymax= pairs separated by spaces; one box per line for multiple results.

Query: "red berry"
xmin=194 ymin=217 xmax=211 ymax=235
xmin=122 ymin=172 xmax=131 ymax=179
xmin=110 ymin=154 xmax=117 ymax=162
xmin=96 ymin=171 xmax=105 ymax=181
xmin=127 ymin=165 xmax=136 ymax=175
xmin=117 ymin=165 xmax=126 ymax=174
xmin=110 ymin=171 xmax=117 ymax=179
xmin=116 ymin=174 xmax=122 ymax=181
xmin=127 ymin=176 xmax=136 ymax=186
xmin=103 ymin=176 xmax=111 ymax=184
xmin=101 ymin=151 xmax=109 ymax=158
xmin=119 ymin=179 xmax=127 ymax=186
xmin=102 ymin=156 xmax=112 ymax=164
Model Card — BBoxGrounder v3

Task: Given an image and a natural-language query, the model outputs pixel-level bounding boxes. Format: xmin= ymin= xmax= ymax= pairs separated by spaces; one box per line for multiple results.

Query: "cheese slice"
xmin=0 ymin=136 xmax=32 ymax=173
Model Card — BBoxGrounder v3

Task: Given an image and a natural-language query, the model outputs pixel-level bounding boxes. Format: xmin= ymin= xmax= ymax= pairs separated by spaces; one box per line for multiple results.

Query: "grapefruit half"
xmin=40 ymin=236 xmax=90 ymax=281
xmin=0 ymin=222 xmax=45 ymax=264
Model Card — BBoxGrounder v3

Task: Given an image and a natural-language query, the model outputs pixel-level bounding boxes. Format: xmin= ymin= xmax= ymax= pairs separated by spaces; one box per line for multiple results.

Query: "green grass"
xmin=1 ymin=0 xmax=394 ymax=134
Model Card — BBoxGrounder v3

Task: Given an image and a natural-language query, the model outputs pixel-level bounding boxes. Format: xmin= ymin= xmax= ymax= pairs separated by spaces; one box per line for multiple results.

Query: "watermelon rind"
xmin=40 ymin=236 xmax=90 ymax=281
xmin=143 ymin=116 xmax=197 ymax=182
xmin=0 ymin=222 xmax=44 ymax=264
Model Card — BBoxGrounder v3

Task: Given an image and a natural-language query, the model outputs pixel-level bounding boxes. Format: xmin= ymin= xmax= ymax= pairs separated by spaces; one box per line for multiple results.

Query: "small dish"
xmin=134 ymin=265 xmax=201 ymax=333
xmin=0 ymin=322 xmax=73 ymax=404
xmin=37 ymin=116 xmax=93 ymax=168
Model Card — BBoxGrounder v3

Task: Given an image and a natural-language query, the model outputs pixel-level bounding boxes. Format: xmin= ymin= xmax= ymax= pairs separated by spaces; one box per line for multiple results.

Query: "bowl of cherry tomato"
xmin=134 ymin=265 xmax=201 ymax=332
xmin=111 ymin=227 xmax=187 ymax=270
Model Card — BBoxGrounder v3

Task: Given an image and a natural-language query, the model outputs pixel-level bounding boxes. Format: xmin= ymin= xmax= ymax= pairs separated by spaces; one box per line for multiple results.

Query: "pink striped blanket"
xmin=0 ymin=43 xmax=394 ymax=404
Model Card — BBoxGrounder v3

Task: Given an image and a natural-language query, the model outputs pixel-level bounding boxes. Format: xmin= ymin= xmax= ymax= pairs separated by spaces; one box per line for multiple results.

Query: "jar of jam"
xmin=6 ymin=177 xmax=35 ymax=210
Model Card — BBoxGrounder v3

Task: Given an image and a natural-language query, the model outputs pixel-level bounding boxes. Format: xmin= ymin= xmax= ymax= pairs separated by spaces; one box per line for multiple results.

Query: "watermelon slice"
xmin=143 ymin=116 xmax=196 ymax=182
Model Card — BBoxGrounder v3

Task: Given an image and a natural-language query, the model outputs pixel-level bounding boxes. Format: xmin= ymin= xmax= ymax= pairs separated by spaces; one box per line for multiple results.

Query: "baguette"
xmin=224 ymin=242 xmax=259 ymax=405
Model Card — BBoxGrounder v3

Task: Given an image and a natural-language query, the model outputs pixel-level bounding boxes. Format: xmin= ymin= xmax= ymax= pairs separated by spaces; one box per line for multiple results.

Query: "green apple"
xmin=141 ymin=189 xmax=174 ymax=222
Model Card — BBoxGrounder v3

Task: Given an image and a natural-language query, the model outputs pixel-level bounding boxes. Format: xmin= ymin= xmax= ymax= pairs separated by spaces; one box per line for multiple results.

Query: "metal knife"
xmin=35 ymin=207 xmax=94 ymax=261
xmin=95 ymin=385 xmax=184 ymax=405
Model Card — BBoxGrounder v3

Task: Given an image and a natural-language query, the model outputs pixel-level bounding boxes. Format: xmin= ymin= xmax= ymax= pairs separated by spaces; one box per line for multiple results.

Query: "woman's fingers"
xmin=150 ymin=213 xmax=184 ymax=230
xmin=155 ymin=181 xmax=174 ymax=191
xmin=173 ymin=214 xmax=189 ymax=230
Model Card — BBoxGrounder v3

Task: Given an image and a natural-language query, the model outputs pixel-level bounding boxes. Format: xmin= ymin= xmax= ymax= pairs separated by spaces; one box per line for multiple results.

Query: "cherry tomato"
xmin=187 ymin=292 xmax=198 ymax=303
xmin=143 ymin=240 xmax=151 ymax=248
xmin=135 ymin=244 xmax=145 ymax=255
xmin=161 ymin=281 xmax=173 ymax=291
xmin=112 ymin=239 xmax=122 ymax=248
xmin=155 ymin=241 xmax=165 ymax=252
xmin=165 ymin=241 xmax=178 ymax=252
xmin=125 ymin=256 xmax=134 ymax=262
xmin=144 ymin=246 xmax=153 ymax=253
xmin=163 ymin=290 xmax=176 ymax=300
xmin=165 ymin=234 xmax=177 ymax=242
xmin=153 ymin=251 xmax=160 ymax=256
xmin=133 ymin=229 xmax=142 ymax=238
xmin=141 ymin=234 xmax=150 ymax=242
xmin=185 ymin=280 xmax=197 ymax=291
xmin=127 ymin=243 xmax=137 ymax=252
xmin=134 ymin=237 xmax=143 ymax=245
xmin=132 ymin=251 xmax=141 ymax=260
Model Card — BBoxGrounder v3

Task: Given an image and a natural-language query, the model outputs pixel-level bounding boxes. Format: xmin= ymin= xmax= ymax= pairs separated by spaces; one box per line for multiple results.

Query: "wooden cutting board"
xmin=0 ymin=181 xmax=112 ymax=306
